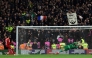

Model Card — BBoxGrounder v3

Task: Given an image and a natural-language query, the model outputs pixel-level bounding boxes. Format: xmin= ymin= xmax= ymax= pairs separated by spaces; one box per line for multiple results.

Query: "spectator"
xmin=0 ymin=0 xmax=92 ymax=49
xmin=0 ymin=41 xmax=4 ymax=50
xmin=57 ymin=33 xmax=64 ymax=42
xmin=32 ymin=42 xmax=38 ymax=49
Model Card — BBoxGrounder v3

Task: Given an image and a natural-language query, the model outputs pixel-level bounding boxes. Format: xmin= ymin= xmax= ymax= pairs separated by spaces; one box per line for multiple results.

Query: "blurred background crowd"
xmin=18 ymin=29 xmax=91 ymax=50
xmin=0 ymin=0 xmax=92 ymax=50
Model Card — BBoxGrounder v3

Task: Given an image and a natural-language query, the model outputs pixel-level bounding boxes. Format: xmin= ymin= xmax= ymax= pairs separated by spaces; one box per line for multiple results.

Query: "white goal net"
xmin=16 ymin=26 xmax=92 ymax=55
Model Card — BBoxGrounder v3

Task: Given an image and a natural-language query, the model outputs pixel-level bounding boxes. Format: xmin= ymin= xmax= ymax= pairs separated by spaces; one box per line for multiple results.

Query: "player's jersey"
xmin=69 ymin=44 xmax=75 ymax=49
xmin=64 ymin=42 xmax=78 ymax=51
xmin=71 ymin=42 xmax=78 ymax=48
xmin=60 ymin=42 xmax=78 ymax=52
xmin=5 ymin=38 xmax=10 ymax=46
xmin=73 ymin=42 xmax=78 ymax=45
xmin=64 ymin=45 xmax=70 ymax=51
xmin=73 ymin=42 xmax=78 ymax=48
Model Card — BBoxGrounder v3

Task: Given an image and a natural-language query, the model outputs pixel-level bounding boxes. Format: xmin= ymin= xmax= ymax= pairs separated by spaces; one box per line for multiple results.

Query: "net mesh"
xmin=16 ymin=26 xmax=92 ymax=54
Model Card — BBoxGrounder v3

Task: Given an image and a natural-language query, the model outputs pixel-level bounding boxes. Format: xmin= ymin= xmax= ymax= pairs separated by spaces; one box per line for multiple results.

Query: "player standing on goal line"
xmin=59 ymin=41 xmax=80 ymax=52
xmin=5 ymin=36 xmax=15 ymax=55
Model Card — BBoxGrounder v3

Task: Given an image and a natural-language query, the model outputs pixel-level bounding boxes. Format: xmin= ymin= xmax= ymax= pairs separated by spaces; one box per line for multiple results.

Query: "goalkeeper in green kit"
xmin=60 ymin=42 xmax=79 ymax=52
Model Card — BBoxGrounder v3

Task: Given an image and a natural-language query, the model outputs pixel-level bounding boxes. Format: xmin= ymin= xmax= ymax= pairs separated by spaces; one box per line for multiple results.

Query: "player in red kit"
xmin=5 ymin=36 xmax=11 ymax=49
xmin=5 ymin=36 xmax=15 ymax=55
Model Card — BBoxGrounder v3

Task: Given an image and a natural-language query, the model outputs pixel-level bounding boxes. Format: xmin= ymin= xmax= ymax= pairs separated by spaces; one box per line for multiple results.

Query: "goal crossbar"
xmin=16 ymin=26 xmax=92 ymax=30
xmin=16 ymin=26 xmax=92 ymax=28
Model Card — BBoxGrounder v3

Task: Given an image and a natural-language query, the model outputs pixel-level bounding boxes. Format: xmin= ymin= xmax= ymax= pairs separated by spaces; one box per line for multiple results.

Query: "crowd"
xmin=18 ymin=29 xmax=91 ymax=49
xmin=0 ymin=0 xmax=92 ymax=49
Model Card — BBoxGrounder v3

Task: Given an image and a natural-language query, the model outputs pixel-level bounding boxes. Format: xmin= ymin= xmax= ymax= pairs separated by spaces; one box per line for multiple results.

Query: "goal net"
xmin=16 ymin=26 xmax=92 ymax=55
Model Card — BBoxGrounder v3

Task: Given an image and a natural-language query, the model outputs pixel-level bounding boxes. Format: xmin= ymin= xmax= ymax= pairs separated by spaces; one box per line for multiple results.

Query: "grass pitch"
xmin=0 ymin=54 xmax=92 ymax=58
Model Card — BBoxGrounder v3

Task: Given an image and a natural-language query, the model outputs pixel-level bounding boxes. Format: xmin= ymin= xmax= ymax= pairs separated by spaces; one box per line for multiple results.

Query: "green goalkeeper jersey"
xmin=64 ymin=45 xmax=70 ymax=51
xmin=73 ymin=42 xmax=78 ymax=48
xmin=70 ymin=43 xmax=78 ymax=49
xmin=64 ymin=42 xmax=78 ymax=51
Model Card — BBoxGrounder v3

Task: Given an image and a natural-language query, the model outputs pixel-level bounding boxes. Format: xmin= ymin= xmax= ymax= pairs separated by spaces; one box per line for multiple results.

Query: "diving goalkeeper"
xmin=60 ymin=42 xmax=79 ymax=52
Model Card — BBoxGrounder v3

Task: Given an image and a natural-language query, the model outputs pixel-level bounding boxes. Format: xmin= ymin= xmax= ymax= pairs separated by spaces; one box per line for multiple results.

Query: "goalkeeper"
xmin=60 ymin=42 xmax=79 ymax=52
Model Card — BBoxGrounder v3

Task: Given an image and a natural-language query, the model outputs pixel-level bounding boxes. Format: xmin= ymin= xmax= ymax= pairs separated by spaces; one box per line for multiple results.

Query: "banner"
xmin=0 ymin=50 xmax=8 ymax=55
xmin=20 ymin=49 xmax=87 ymax=54
xmin=1 ymin=49 xmax=92 ymax=55
xmin=67 ymin=13 xmax=78 ymax=25
xmin=21 ymin=49 xmax=46 ymax=55
xmin=0 ymin=52 xmax=3 ymax=55
xmin=69 ymin=49 xmax=86 ymax=54
xmin=47 ymin=49 xmax=69 ymax=54
xmin=20 ymin=49 xmax=69 ymax=55
xmin=86 ymin=49 xmax=92 ymax=54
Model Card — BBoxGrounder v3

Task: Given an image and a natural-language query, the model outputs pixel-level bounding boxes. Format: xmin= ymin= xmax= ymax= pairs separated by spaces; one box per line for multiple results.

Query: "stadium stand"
xmin=0 ymin=0 xmax=92 ymax=49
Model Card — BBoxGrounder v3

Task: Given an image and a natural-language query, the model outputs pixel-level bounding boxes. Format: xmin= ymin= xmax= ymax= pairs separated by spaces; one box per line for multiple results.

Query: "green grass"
xmin=0 ymin=54 xmax=92 ymax=58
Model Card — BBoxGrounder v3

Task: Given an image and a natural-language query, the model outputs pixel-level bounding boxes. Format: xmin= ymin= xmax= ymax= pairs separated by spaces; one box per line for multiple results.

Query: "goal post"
xmin=16 ymin=26 xmax=18 ymax=55
xmin=16 ymin=26 xmax=92 ymax=55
